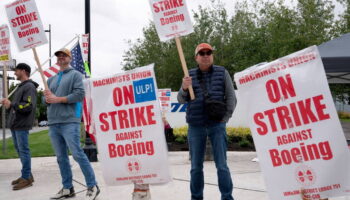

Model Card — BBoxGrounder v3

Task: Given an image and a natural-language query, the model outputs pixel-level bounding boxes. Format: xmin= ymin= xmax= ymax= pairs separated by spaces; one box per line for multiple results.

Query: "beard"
xmin=16 ymin=75 xmax=23 ymax=81
xmin=58 ymin=59 xmax=70 ymax=66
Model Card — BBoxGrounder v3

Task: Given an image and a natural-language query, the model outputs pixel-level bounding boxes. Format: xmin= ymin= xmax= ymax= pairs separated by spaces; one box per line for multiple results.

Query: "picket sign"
xmin=0 ymin=24 xmax=11 ymax=98
xmin=88 ymin=64 xmax=171 ymax=185
xmin=158 ymin=88 xmax=171 ymax=113
xmin=149 ymin=0 xmax=195 ymax=100
xmin=234 ymin=46 xmax=350 ymax=200
xmin=6 ymin=0 xmax=48 ymax=89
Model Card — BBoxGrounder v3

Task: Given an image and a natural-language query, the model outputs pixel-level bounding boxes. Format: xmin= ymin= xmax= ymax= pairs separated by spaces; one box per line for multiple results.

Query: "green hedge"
xmin=339 ymin=111 xmax=350 ymax=119
xmin=173 ymin=126 xmax=253 ymax=147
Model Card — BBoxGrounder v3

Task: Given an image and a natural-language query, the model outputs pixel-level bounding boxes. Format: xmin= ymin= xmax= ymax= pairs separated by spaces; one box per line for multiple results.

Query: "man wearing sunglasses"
xmin=178 ymin=43 xmax=236 ymax=200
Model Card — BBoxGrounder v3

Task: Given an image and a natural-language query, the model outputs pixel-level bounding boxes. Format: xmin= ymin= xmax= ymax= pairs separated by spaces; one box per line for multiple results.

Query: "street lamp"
xmin=45 ymin=24 xmax=52 ymax=67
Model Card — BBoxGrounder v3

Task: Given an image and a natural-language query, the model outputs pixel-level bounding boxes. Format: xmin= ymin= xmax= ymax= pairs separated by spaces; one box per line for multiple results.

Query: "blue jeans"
xmin=49 ymin=123 xmax=97 ymax=189
xmin=11 ymin=130 xmax=31 ymax=179
xmin=188 ymin=123 xmax=234 ymax=200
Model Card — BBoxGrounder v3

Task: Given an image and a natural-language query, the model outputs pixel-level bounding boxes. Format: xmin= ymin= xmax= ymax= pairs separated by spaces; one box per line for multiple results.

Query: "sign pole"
xmin=32 ymin=48 xmax=48 ymax=90
xmin=2 ymin=64 xmax=8 ymax=154
xmin=175 ymin=37 xmax=195 ymax=100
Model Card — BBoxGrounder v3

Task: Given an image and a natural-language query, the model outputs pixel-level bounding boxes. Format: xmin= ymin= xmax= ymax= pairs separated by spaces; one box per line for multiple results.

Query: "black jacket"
xmin=7 ymin=80 xmax=39 ymax=130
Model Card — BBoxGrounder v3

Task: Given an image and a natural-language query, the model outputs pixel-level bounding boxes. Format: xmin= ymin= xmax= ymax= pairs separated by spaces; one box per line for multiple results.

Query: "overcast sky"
xmin=0 ymin=0 xmax=343 ymax=88
xmin=0 ymin=0 xmax=231 ymax=88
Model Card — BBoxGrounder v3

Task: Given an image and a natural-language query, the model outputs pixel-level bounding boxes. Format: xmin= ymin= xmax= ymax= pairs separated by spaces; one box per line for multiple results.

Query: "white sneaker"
xmin=85 ymin=185 xmax=100 ymax=200
xmin=50 ymin=187 xmax=75 ymax=199
xmin=132 ymin=190 xmax=151 ymax=200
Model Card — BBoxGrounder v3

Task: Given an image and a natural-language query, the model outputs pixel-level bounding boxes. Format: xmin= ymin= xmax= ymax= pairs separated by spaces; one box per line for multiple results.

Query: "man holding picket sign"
xmin=1 ymin=63 xmax=38 ymax=190
xmin=148 ymin=1 xmax=237 ymax=199
xmin=178 ymin=43 xmax=236 ymax=200
xmin=44 ymin=48 xmax=100 ymax=200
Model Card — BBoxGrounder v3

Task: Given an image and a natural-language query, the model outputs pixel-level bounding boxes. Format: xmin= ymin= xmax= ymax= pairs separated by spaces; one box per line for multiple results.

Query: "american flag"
xmin=70 ymin=42 xmax=88 ymax=77
xmin=43 ymin=42 xmax=96 ymax=143
xmin=43 ymin=42 xmax=87 ymax=78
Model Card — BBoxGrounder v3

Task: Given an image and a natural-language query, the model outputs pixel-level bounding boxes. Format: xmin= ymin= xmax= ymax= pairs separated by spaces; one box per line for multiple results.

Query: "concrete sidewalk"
xmin=0 ymin=152 xmax=350 ymax=200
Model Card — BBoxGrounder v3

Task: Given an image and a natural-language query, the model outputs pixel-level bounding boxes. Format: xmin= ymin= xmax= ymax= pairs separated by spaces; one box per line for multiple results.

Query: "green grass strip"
xmin=0 ymin=130 xmax=55 ymax=159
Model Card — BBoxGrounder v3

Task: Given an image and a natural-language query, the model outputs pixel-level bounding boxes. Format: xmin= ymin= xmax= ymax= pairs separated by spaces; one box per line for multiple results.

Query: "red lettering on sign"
xmin=254 ymin=95 xmax=330 ymax=134
xmin=15 ymin=5 xmax=26 ymax=15
xmin=99 ymin=105 xmax=156 ymax=132
xmin=153 ymin=0 xmax=184 ymax=13
xmin=11 ymin=12 xmax=38 ymax=27
xmin=113 ymin=85 xmax=135 ymax=107
xmin=269 ymin=141 xmax=333 ymax=167
xmin=266 ymin=74 xmax=296 ymax=103
xmin=108 ymin=140 xmax=155 ymax=158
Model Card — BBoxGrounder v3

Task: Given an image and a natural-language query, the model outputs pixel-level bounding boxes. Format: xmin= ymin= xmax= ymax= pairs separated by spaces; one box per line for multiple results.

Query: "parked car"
xmin=38 ymin=120 xmax=48 ymax=127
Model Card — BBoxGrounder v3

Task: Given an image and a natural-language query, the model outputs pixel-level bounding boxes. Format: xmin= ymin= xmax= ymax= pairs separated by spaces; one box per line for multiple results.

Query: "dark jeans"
xmin=188 ymin=122 xmax=234 ymax=200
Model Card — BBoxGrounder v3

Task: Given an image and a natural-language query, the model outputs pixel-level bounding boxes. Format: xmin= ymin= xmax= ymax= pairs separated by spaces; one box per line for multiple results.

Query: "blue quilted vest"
xmin=186 ymin=65 xmax=226 ymax=125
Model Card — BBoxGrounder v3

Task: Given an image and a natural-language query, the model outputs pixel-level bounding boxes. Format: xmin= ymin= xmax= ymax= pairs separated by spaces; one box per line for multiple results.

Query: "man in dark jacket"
xmin=178 ymin=43 xmax=236 ymax=200
xmin=1 ymin=63 xmax=38 ymax=190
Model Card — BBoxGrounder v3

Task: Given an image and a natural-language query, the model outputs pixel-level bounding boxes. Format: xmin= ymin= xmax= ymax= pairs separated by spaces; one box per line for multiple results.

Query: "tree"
xmin=36 ymin=89 xmax=47 ymax=121
xmin=122 ymin=0 xmax=341 ymax=90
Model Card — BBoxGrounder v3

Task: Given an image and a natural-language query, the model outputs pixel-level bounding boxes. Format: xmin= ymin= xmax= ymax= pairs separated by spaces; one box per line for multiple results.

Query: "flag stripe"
xmin=43 ymin=71 xmax=53 ymax=78
xmin=49 ymin=66 xmax=59 ymax=73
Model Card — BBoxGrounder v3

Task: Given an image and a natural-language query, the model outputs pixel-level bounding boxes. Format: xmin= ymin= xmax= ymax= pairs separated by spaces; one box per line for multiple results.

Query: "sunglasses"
xmin=197 ymin=50 xmax=213 ymax=56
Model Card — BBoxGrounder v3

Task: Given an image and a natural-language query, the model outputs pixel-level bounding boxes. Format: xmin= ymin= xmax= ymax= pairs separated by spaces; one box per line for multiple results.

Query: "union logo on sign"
xmin=126 ymin=158 xmax=142 ymax=174
xmin=295 ymin=165 xmax=316 ymax=187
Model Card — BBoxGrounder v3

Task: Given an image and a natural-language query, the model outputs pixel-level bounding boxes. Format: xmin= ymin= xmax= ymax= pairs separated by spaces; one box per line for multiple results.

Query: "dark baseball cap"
xmin=15 ymin=63 xmax=31 ymax=74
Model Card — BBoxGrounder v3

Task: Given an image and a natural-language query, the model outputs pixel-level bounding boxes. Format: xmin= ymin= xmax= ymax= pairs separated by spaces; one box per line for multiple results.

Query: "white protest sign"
xmin=0 ymin=25 xmax=11 ymax=62
xmin=6 ymin=0 xmax=48 ymax=52
xmin=234 ymin=46 xmax=350 ymax=200
xmin=81 ymin=34 xmax=89 ymax=62
xmin=158 ymin=88 xmax=171 ymax=113
xmin=89 ymin=64 xmax=171 ymax=185
xmin=149 ymin=0 xmax=193 ymax=41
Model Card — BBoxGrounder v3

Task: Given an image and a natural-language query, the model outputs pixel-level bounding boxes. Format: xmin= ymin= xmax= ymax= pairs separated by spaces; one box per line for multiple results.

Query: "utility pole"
xmin=85 ymin=0 xmax=91 ymax=69
xmin=83 ymin=0 xmax=97 ymax=162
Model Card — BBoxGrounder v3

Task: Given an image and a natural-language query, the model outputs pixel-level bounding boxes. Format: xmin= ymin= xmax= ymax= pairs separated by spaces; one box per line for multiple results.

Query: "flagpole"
xmin=83 ymin=0 xmax=98 ymax=163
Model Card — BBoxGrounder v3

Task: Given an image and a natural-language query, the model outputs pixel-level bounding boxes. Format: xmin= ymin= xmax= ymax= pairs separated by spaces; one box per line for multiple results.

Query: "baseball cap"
xmin=55 ymin=48 xmax=71 ymax=58
xmin=15 ymin=63 xmax=31 ymax=74
xmin=195 ymin=43 xmax=213 ymax=55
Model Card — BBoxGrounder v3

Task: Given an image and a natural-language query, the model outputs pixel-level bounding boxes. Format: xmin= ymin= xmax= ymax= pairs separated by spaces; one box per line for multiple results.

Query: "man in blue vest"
xmin=178 ymin=43 xmax=236 ymax=200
